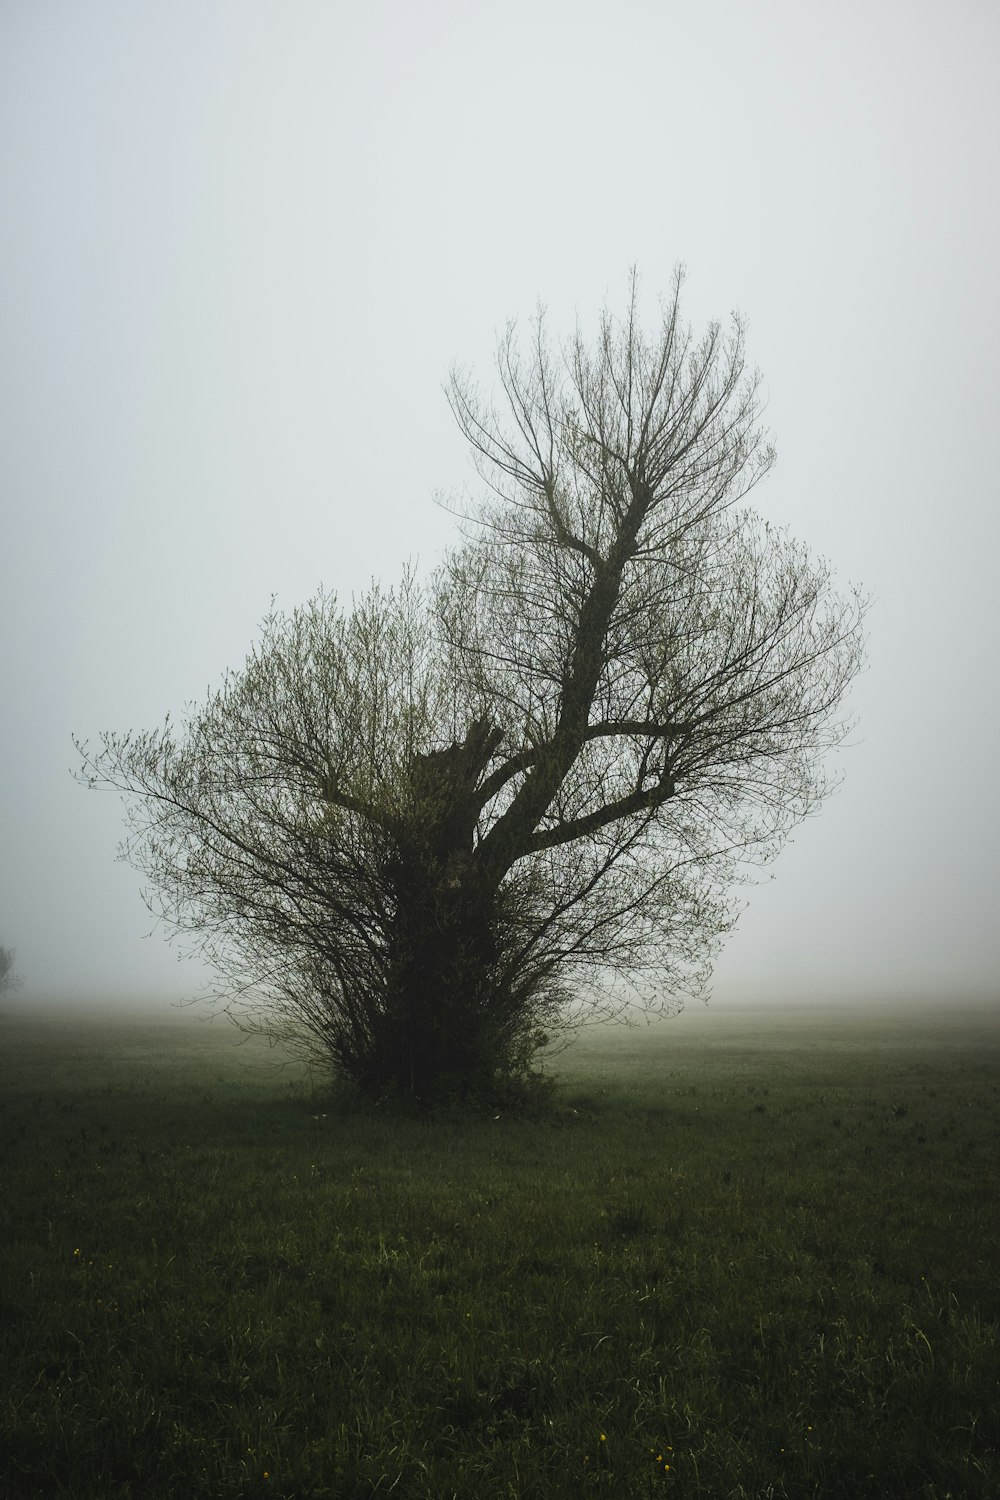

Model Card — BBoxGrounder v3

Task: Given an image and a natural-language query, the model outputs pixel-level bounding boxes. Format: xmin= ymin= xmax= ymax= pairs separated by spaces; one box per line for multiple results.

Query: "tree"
xmin=77 ymin=272 xmax=866 ymax=1108
xmin=0 ymin=944 xmax=18 ymax=994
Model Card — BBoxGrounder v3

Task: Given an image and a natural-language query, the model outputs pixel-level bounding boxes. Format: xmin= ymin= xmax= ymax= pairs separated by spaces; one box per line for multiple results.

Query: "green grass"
xmin=2 ymin=999 xmax=998 ymax=1498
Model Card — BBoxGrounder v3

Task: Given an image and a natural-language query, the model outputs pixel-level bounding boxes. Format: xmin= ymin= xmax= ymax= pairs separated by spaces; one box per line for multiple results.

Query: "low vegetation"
xmin=2 ymin=1002 xmax=998 ymax=1498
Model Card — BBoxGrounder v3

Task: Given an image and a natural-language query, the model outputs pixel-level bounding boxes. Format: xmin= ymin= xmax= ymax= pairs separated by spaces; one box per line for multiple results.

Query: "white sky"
xmin=1 ymin=0 xmax=998 ymax=1009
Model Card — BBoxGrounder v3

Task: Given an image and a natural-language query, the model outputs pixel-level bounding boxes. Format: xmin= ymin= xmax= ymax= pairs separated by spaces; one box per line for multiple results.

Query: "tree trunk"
xmin=378 ymin=718 xmax=508 ymax=1103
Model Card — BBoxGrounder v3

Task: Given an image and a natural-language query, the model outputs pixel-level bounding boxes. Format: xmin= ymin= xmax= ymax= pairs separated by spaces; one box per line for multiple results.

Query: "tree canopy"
xmin=78 ymin=272 xmax=866 ymax=1108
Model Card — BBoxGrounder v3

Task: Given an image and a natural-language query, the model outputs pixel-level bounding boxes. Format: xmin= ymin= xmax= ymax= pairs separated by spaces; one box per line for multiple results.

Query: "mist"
xmin=2 ymin=0 xmax=998 ymax=1013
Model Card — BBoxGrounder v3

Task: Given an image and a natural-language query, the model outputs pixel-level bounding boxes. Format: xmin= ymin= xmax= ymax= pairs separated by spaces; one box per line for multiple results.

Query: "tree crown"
xmin=76 ymin=273 xmax=866 ymax=1097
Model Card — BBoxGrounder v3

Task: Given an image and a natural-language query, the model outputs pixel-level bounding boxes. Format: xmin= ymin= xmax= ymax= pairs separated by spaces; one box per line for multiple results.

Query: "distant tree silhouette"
xmin=77 ymin=271 xmax=866 ymax=1108
xmin=0 ymin=944 xmax=18 ymax=994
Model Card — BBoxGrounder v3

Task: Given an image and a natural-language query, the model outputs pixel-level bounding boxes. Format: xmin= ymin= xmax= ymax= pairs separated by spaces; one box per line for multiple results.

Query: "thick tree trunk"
xmin=383 ymin=859 xmax=499 ymax=1099
xmin=377 ymin=718 xmax=509 ymax=1103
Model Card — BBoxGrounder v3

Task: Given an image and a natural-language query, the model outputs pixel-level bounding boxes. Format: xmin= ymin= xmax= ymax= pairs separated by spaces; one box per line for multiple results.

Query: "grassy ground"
xmin=1 ymin=998 xmax=998 ymax=1499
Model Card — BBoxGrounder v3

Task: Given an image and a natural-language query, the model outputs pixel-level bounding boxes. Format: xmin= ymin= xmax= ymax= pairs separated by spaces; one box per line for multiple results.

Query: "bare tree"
xmin=77 ymin=272 xmax=866 ymax=1107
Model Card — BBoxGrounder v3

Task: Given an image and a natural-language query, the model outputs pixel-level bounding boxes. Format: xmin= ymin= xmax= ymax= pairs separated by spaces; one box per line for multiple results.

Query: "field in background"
xmin=2 ymin=1000 xmax=998 ymax=1498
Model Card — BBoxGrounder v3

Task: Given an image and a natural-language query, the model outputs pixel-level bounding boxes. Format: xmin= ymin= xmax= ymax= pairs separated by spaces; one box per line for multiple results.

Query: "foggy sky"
xmin=2 ymin=0 xmax=998 ymax=1009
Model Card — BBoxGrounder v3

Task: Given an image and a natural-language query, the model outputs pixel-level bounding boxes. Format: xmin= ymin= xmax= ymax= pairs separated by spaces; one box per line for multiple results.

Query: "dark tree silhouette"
xmin=77 ymin=272 xmax=866 ymax=1107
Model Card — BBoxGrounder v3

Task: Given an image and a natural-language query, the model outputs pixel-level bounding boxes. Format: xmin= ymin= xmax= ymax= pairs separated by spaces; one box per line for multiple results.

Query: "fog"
xmin=2 ymin=1 xmax=998 ymax=1013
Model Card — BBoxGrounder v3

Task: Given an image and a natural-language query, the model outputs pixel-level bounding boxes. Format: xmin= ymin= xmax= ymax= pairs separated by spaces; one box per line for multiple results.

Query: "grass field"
xmin=2 ymin=998 xmax=998 ymax=1499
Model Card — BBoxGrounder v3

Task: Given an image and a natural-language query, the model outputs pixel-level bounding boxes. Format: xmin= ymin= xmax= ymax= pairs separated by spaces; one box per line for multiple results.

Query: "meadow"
xmin=1 ymin=998 xmax=998 ymax=1499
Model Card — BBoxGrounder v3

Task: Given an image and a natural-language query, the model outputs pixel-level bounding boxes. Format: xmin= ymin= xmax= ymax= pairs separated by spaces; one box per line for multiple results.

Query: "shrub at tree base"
xmin=76 ymin=271 xmax=866 ymax=1109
